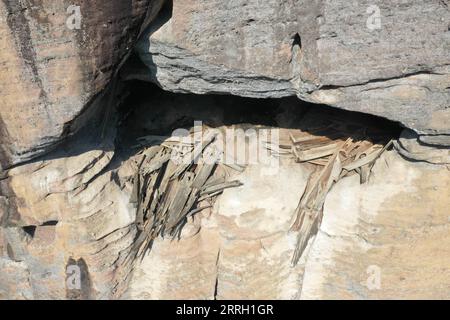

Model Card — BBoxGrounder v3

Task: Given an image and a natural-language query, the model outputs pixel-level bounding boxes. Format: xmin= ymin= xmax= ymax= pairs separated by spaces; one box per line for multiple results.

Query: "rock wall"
xmin=0 ymin=0 xmax=163 ymax=167
xmin=125 ymin=151 xmax=450 ymax=300
xmin=0 ymin=0 xmax=449 ymax=300
xmin=132 ymin=0 xmax=450 ymax=144
xmin=2 ymin=0 xmax=449 ymax=162
xmin=302 ymin=151 xmax=450 ymax=299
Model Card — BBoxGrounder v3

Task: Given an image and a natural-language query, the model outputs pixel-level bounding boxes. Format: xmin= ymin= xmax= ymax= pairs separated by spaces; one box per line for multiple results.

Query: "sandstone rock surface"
xmin=134 ymin=0 xmax=450 ymax=143
xmin=1 ymin=84 xmax=449 ymax=299
xmin=0 ymin=0 xmax=160 ymax=167
xmin=302 ymin=151 xmax=450 ymax=299
xmin=126 ymin=151 xmax=450 ymax=300
xmin=1 ymin=1 xmax=449 ymax=301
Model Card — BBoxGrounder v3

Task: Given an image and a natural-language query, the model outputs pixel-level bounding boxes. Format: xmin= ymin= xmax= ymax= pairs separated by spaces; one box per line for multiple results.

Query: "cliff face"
xmin=131 ymin=0 xmax=450 ymax=144
xmin=1 ymin=0 xmax=449 ymax=167
xmin=0 ymin=0 xmax=449 ymax=300
xmin=0 ymin=0 xmax=165 ymax=167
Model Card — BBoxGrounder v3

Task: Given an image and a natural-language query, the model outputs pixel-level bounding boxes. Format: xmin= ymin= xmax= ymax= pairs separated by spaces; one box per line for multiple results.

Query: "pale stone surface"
xmin=301 ymin=151 xmax=450 ymax=299
xmin=214 ymin=161 xmax=308 ymax=241
xmin=127 ymin=150 xmax=450 ymax=300
xmin=0 ymin=0 xmax=449 ymax=298
xmin=395 ymin=129 xmax=450 ymax=165
xmin=204 ymin=160 xmax=307 ymax=300
xmin=1 ymin=78 xmax=449 ymax=299
xmin=125 ymin=223 xmax=220 ymax=300
xmin=0 ymin=258 xmax=33 ymax=299
xmin=0 ymin=129 xmax=140 ymax=299
xmin=1 ymin=122 xmax=449 ymax=299
xmin=127 ymin=160 xmax=309 ymax=300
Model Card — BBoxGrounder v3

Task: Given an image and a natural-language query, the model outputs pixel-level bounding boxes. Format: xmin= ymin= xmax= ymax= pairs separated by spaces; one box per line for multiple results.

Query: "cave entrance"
xmin=116 ymin=80 xmax=401 ymax=150
xmin=115 ymin=79 xmax=402 ymax=264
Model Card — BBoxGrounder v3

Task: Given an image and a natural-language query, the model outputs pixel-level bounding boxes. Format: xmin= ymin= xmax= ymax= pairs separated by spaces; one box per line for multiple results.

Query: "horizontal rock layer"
xmin=1 ymin=84 xmax=449 ymax=299
xmin=1 ymin=0 xmax=449 ymax=300
xmin=132 ymin=0 xmax=450 ymax=143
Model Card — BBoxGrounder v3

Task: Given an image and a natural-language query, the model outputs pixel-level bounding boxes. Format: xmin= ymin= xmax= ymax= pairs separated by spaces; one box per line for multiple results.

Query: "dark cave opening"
xmin=292 ymin=33 xmax=302 ymax=50
xmin=22 ymin=225 xmax=36 ymax=238
xmin=21 ymin=220 xmax=59 ymax=238
xmin=111 ymin=78 xmax=403 ymax=265
xmin=115 ymin=79 xmax=402 ymax=154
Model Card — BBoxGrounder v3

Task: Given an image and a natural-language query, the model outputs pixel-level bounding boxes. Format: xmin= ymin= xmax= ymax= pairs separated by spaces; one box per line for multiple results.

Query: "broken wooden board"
xmin=129 ymin=126 xmax=245 ymax=262
xmin=285 ymin=116 xmax=394 ymax=265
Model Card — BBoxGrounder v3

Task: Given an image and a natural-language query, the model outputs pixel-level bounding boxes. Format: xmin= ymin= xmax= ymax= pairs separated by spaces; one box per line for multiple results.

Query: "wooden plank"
xmin=166 ymin=172 xmax=195 ymax=229
xmin=200 ymin=180 xmax=243 ymax=196
xmin=192 ymin=163 xmax=216 ymax=189
xmin=343 ymin=144 xmax=387 ymax=171
xmin=294 ymin=143 xmax=340 ymax=162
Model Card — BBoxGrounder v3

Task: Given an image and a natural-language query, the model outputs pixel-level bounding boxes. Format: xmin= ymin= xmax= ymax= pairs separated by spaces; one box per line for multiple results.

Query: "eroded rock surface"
xmin=1 ymin=1 xmax=449 ymax=300
xmin=126 ymin=160 xmax=308 ymax=300
xmin=1 ymin=82 xmax=448 ymax=299
xmin=126 ymin=151 xmax=450 ymax=300
xmin=302 ymin=151 xmax=450 ymax=299
xmin=0 ymin=0 xmax=161 ymax=166
xmin=133 ymin=0 xmax=450 ymax=143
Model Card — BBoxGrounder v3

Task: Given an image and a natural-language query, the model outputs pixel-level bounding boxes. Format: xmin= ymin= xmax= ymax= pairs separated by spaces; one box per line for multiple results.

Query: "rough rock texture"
xmin=126 ymin=150 xmax=450 ymax=300
xmin=394 ymin=129 xmax=450 ymax=165
xmin=0 ymin=126 xmax=136 ymax=299
xmin=132 ymin=0 xmax=450 ymax=143
xmin=1 ymin=1 xmax=449 ymax=300
xmin=1 ymin=82 xmax=449 ymax=299
xmin=302 ymin=151 xmax=450 ymax=299
xmin=2 ymin=141 xmax=449 ymax=299
xmin=0 ymin=0 xmax=161 ymax=167
xmin=126 ymin=160 xmax=308 ymax=299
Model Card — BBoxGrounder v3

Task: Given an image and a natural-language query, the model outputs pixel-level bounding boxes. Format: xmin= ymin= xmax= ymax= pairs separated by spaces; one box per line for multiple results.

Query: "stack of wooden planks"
xmin=284 ymin=115 xmax=393 ymax=265
xmin=125 ymin=112 xmax=394 ymax=266
xmin=126 ymin=128 xmax=244 ymax=262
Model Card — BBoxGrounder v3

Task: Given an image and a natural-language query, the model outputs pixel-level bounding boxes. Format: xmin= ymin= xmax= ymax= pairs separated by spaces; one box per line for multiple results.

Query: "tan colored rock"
xmin=2 ymin=131 xmax=449 ymax=299
xmin=301 ymin=151 xmax=450 ymax=299
xmin=395 ymin=129 xmax=450 ymax=165
xmin=0 ymin=133 xmax=139 ymax=299
xmin=1 ymin=79 xmax=448 ymax=299
xmin=0 ymin=0 xmax=157 ymax=166
xmin=127 ymin=159 xmax=310 ymax=300
xmin=125 ymin=224 xmax=220 ymax=300
xmin=126 ymin=148 xmax=450 ymax=300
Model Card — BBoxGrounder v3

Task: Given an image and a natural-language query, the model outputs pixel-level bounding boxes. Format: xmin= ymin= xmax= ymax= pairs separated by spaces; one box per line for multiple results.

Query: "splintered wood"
xmin=287 ymin=116 xmax=393 ymax=265
xmin=125 ymin=113 xmax=394 ymax=267
xmin=127 ymin=128 xmax=243 ymax=262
